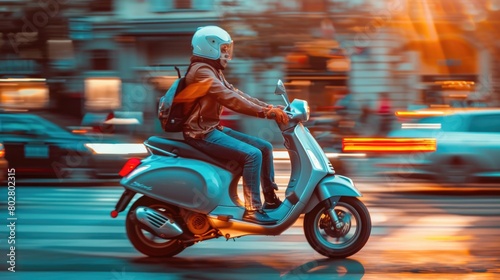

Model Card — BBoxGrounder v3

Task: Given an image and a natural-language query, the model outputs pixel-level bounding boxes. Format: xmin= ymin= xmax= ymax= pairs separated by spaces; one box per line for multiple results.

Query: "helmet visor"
xmin=220 ymin=42 xmax=233 ymax=60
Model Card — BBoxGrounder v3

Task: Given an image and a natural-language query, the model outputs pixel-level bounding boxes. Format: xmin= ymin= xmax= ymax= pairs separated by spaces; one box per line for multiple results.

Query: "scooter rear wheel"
xmin=304 ymin=197 xmax=371 ymax=258
xmin=126 ymin=196 xmax=186 ymax=257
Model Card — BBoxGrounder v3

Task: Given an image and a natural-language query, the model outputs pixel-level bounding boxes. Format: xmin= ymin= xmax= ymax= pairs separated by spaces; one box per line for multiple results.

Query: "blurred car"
xmin=0 ymin=143 xmax=7 ymax=181
xmin=377 ymin=109 xmax=500 ymax=184
xmin=0 ymin=113 xmax=147 ymax=180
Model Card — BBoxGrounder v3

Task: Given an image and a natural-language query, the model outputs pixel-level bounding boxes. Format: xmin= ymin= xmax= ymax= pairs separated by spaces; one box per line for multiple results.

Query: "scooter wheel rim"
xmin=313 ymin=202 xmax=362 ymax=250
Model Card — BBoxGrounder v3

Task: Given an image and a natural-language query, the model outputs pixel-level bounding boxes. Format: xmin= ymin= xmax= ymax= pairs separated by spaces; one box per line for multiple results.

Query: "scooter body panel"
xmin=120 ymin=155 xmax=235 ymax=214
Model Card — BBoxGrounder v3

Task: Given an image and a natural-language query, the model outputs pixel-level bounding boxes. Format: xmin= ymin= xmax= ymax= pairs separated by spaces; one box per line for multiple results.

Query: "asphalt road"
xmin=1 ymin=184 xmax=499 ymax=279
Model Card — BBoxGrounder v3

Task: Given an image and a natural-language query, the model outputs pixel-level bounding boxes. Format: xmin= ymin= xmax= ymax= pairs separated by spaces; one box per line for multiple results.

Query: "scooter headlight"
xmin=305 ymin=104 xmax=310 ymax=122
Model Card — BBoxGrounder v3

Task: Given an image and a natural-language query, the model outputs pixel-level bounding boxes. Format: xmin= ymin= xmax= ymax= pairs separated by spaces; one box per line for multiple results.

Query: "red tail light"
xmin=119 ymin=158 xmax=142 ymax=177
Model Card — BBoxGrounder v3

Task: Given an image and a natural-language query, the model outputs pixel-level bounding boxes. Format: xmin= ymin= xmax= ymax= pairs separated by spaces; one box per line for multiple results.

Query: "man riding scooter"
xmin=113 ymin=76 xmax=372 ymax=258
xmin=182 ymin=26 xmax=289 ymax=224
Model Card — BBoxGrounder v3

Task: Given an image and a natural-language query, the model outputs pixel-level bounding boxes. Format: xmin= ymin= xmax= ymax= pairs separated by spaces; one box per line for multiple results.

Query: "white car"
xmin=377 ymin=109 xmax=500 ymax=184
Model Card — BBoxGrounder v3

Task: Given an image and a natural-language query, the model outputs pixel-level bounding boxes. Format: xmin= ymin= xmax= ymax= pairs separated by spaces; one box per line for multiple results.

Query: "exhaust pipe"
xmin=134 ymin=207 xmax=183 ymax=239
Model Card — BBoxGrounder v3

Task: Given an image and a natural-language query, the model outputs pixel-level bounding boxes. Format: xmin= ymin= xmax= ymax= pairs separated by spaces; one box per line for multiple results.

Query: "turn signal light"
xmin=119 ymin=158 xmax=142 ymax=177
xmin=342 ymin=138 xmax=437 ymax=153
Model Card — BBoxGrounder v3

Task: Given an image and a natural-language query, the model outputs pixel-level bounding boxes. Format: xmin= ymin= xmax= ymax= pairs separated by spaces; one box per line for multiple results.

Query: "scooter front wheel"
xmin=304 ymin=197 xmax=371 ymax=258
xmin=126 ymin=196 xmax=186 ymax=257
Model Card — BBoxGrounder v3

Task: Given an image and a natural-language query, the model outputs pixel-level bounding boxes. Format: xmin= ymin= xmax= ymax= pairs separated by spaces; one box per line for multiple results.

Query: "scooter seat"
xmin=145 ymin=136 xmax=239 ymax=173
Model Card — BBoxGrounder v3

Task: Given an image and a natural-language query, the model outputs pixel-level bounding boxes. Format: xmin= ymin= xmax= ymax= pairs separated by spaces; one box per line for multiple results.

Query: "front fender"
xmin=303 ymin=174 xmax=362 ymax=214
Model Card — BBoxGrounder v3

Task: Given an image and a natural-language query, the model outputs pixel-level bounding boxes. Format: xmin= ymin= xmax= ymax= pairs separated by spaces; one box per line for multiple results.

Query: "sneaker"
xmin=243 ymin=209 xmax=277 ymax=225
xmin=263 ymin=191 xmax=282 ymax=210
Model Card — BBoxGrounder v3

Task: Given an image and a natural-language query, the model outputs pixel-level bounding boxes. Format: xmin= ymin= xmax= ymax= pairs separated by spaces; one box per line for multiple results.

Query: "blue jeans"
xmin=185 ymin=127 xmax=278 ymax=210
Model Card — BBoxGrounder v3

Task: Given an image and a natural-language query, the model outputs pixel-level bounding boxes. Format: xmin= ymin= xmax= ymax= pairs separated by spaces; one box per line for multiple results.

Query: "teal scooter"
xmin=111 ymin=80 xmax=371 ymax=258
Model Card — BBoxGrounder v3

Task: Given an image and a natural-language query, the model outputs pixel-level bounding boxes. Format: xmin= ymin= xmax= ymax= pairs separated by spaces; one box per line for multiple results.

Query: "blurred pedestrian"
xmin=359 ymin=103 xmax=370 ymax=125
xmin=377 ymin=92 xmax=393 ymax=136
xmin=334 ymin=92 xmax=352 ymax=118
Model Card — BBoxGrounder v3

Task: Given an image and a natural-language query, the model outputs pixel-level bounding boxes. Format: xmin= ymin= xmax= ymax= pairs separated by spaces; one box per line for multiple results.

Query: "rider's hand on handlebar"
xmin=267 ymin=104 xmax=285 ymax=110
xmin=266 ymin=107 xmax=289 ymax=125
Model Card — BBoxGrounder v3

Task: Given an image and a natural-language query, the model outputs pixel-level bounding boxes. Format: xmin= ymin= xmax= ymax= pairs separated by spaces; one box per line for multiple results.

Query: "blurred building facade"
xmin=0 ymin=0 xmax=219 ymax=135
xmin=0 ymin=0 xmax=499 ymax=136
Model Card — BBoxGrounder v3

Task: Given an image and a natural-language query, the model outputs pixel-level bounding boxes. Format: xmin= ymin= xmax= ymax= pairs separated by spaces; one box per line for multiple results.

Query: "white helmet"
xmin=191 ymin=26 xmax=233 ymax=61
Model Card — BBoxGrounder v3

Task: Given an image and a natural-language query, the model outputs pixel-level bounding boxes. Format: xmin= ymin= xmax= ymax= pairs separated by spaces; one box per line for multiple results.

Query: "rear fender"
xmin=303 ymin=174 xmax=362 ymax=214
xmin=114 ymin=189 xmax=137 ymax=213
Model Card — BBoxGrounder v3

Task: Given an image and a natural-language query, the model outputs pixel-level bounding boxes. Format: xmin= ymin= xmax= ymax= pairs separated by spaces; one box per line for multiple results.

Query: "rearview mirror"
xmin=274 ymin=79 xmax=291 ymax=108
xmin=274 ymin=79 xmax=286 ymax=95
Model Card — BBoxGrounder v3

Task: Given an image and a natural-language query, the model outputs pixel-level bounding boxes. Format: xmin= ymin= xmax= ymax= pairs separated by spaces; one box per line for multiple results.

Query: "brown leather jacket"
xmin=183 ymin=62 xmax=270 ymax=139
